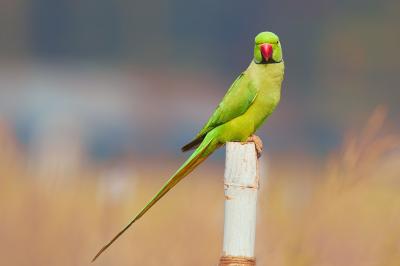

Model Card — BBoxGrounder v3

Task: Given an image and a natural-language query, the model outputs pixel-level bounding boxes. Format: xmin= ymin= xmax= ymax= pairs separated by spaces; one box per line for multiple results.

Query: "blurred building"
xmin=0 ymin=0 xmax=399 ymax=165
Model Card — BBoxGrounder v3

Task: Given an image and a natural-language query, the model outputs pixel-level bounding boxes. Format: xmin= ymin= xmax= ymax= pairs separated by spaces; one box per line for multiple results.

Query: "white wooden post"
xmin=219 ymin=142 xmax=259 ymax=266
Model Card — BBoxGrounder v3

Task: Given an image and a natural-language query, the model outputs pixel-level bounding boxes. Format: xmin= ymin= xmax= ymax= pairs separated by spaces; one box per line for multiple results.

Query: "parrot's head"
xmin=253 ymin=32 xmax=283 ymax=64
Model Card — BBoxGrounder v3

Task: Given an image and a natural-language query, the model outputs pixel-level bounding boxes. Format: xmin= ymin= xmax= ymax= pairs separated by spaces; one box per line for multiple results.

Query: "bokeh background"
xmin=1 ymin=1 xmax=400 ymax=265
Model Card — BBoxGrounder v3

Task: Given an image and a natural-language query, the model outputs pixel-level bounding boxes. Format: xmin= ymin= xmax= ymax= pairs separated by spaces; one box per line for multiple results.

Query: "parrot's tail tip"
xmin=91 ymin=246 xmax=107 ymax=263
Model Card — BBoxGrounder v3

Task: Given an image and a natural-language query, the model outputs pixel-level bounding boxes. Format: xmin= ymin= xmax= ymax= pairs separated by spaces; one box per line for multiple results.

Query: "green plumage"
xmin=92 ymin=31 xmax=285 ymax=262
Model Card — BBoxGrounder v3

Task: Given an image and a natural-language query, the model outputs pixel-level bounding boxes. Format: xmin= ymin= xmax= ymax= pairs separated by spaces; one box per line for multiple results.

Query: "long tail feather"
xmin=92 ymin=136 xmax=217 ymax=262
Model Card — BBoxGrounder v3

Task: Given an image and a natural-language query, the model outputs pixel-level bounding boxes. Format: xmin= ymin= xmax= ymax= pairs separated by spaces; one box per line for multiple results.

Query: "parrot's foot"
xmin=246 ymin=134 xmax=263 ymax=158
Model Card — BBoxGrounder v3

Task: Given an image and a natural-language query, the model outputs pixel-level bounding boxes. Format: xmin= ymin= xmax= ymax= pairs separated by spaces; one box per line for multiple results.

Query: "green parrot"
xmin=92 ymin=31 xmax=284 ymax=262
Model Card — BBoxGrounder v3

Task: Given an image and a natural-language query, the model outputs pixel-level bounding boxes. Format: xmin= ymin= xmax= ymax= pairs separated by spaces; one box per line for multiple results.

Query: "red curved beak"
xmin=260 ymin=44 xmax=273 ymax=61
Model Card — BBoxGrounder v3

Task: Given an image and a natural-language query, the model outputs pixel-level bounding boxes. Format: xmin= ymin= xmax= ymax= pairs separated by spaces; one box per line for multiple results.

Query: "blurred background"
xmin=1 ymin=0 xmax=400 ymax=265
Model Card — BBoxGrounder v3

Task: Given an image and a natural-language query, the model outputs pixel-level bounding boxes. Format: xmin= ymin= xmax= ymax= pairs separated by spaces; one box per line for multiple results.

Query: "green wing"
xmin=181 ymin=72 xmax=258 ymax=151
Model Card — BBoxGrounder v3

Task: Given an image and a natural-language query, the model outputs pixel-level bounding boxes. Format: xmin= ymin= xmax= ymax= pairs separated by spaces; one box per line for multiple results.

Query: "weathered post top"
xmin=219 ymin=142 xmax=259 ymax=266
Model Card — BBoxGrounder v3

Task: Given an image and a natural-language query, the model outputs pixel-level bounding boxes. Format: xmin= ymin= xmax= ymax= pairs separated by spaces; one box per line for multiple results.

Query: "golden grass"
xmin=1 ymin=107 xmax=400 ymax=265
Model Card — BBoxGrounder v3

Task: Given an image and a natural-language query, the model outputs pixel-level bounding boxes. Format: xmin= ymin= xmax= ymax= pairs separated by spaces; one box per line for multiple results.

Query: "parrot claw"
xmin=246 ymin=134 xmax=263 ymax=158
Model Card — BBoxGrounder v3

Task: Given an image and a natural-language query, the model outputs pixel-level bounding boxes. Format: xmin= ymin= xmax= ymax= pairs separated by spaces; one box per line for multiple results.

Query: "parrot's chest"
xmin=263 ymin=62 xmax=284 ymax=87
xmin=246 ymin=62 xmax=284 ymax=123
xmin=256 ymin=65 xmax=283 ymax=106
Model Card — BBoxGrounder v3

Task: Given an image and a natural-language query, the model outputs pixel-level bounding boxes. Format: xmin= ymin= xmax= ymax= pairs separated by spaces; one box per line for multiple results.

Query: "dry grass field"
xmin=1 ymin=108 xmax=400 ymax=266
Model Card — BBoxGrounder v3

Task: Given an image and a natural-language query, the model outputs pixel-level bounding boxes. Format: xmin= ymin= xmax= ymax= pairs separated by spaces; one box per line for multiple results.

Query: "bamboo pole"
xmin=219 ymin=142 xmax=259 ymax=266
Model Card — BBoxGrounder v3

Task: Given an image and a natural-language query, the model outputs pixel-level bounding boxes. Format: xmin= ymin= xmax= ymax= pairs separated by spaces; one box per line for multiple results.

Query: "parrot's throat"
xmin=259 ymin=58 xmax=282 ymax=65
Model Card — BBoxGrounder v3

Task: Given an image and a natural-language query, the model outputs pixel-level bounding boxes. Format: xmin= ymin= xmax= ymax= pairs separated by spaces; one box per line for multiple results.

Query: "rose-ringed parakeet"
xmin=92 ymin=31 xmax=284 ymax=261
